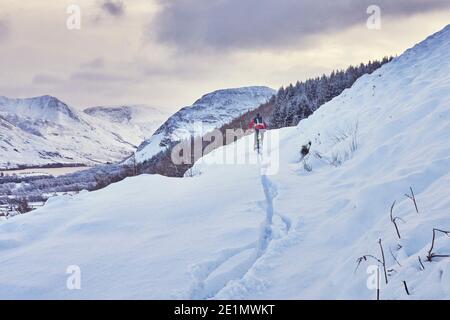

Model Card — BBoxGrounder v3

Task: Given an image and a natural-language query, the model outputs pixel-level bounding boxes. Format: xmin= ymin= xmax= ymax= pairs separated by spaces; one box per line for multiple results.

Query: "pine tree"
xmin=269 ymin=57 xmax=393 ymax=129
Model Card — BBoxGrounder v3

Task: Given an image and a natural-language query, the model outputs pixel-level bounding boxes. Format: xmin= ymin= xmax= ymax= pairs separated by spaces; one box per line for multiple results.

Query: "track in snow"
xmin=210 ymin=172 xmax=299 ymax=299
xmin=184 ymin=164 xmax=296 ymax=300
xmin=182 ymin=146 xmax=296 ymax=299
xmin=187 ymin=242 xmax=257 ymax=299
xmin=256 ymin=175 xmax=279 ymax=257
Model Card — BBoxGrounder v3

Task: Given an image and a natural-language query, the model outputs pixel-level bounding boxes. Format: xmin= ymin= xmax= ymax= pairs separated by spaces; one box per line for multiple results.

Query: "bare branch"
xmin=389 ymin=246 xmax=402 ymax=267
xmin=389 ymin=201 xmax=396 ymax=222
xmin=405 ymin=186 xmax=419 ymax=214
xmin=418 ymin=256 xmax=425 ymax=271
xmin=379 ymin=239 xmax=388 ymax=284
xmin=377 ymin=268 xmax=380 ymax=301
xmin=430 ymin=254 xmax=450 ymax=259
xmin=427 ymin=228 xmax=450 ymax=262
xmin=354 ymin=255 xmax=382 ymax=273
xmin=389 ymin=201 xmax=402 ymax=239
xmin=403 ymin=281 xmax=410 ymax=296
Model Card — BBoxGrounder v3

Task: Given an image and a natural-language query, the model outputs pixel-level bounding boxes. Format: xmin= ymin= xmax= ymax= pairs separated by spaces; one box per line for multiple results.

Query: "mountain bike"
xmin=255 ymin=129 xmax=265 ymax=155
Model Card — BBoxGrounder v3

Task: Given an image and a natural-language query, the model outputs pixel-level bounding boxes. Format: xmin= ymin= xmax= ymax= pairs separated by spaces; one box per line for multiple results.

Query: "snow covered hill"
xmin=135 ymin=86 xmax=275 ymax=163
xmin=0 ymin=96 xmax=167 ymax=169
xmin=0 ymin=25 xmax=449 ymax=299
xmin=83 ymin=105 xmax=168 ymax=144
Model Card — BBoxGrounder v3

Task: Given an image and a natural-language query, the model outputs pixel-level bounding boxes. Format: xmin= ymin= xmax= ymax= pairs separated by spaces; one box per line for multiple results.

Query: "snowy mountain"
xmin=135 ymin=86 xmax=275 ymax=163
xmin=83 ymin=105 xmax=169 ymax=145
xmin=0 ymin=96 xmax=167 ymax=169
xmin=0 ymin=25 xmax=449 ymax=299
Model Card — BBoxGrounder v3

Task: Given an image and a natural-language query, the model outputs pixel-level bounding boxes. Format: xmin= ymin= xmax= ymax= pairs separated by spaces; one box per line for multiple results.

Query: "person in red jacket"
xmin=249 ymin=113 xmax=267 ymax=151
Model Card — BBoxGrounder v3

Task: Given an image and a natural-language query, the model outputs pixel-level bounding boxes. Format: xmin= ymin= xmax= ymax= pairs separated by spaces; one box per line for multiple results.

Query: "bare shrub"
xmin=16 ymin=198 xmax=32 ymax=214
xmin=355 ymin=238 xmax=388 ymax=285
xmin=405 ymin=186 xmax=419 ymax=214
xmin=389 ymin=201 xmax=405 ymax=239
xmin=326 ymin=121 xmax=359 ymax=167
xmin=185 ymin=167 xmax=201 ymax=177
xmin=427 ymin=228 xmax=450 ymax=262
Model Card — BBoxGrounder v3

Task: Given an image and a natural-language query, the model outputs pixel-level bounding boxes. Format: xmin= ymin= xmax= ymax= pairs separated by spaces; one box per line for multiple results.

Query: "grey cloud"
xmin=152 ymin=0 xmax=450 ymax=51
xmin=32 ymin=73 xmax=62 ymax=85
xmin=81 ymin=58 xmax=105 ymax=69
xmin=100 ymin=0 xmax=126 ymax=17
xmin=70 ymin=71 xmax=130 ymax=83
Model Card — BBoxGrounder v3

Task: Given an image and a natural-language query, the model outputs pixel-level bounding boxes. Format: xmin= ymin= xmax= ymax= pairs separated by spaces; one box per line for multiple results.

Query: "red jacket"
xmin=249 ymin=118 xmax=267 ymax=130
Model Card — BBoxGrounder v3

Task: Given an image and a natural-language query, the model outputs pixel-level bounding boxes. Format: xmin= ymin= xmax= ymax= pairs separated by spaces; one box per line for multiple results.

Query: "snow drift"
xmin=0 ymin=25 xmax=449 ymax=299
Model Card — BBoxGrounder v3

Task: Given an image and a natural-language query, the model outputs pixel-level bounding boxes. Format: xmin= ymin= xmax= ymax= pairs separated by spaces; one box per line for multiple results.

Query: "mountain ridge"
xmin=0 ymin=95 xmax=167 ymax=169
xmin=135 ymin=86 xmax=275 ymax=163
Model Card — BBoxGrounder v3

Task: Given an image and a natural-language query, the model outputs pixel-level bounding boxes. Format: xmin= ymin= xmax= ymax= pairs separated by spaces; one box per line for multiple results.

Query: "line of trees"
xmin=133 ymin=57 xmax=396 ymax=178
xmin=270 ymin=57 xmax=394 ymax=128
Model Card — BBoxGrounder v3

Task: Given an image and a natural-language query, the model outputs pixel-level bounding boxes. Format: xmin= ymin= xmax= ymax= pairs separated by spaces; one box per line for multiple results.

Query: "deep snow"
xmin=0 ymin=25 xmax=449 ymax=299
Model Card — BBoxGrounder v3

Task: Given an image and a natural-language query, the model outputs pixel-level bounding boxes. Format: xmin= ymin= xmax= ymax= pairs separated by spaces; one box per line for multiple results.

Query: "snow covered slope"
xmin=0 ymin=25 xmax=449 ymax=299
xmin=0 ymin=96 xmax=167 ymax=169
xmin=135 ymin=86 xmax=275 ymax=163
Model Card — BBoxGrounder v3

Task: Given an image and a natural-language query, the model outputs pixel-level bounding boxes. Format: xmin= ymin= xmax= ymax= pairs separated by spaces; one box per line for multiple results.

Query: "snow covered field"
xmin=1 ymin=166 xmax=91 ymax=177
xmin=0 ymin=26 xmax=448 ymax=300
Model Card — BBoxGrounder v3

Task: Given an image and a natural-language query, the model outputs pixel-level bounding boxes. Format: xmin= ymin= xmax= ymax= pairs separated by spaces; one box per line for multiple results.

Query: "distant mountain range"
xmin=0 ymin=86 xmax=275 ymax=169
xmin=0 ymin=95 xmax=168 ymax=169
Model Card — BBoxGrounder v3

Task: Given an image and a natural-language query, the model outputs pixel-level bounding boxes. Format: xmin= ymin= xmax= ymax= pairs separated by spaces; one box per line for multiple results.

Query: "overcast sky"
xmin=0 ymin=0 xmax=449 ymax=111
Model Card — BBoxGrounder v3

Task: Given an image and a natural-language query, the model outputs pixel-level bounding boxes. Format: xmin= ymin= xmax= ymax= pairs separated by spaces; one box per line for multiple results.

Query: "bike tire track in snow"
xmin=183 ymin=242 xmax=256 ymax=299
xmin=256 ymin=175 xmax=278 ymax=257
xmin=183 ymin=173 xmax=292 ymax=300
xmin=211 ymin=172 xmax=303 ymax=299
xmin=183 ymin=149 xmax=299 ymax=300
